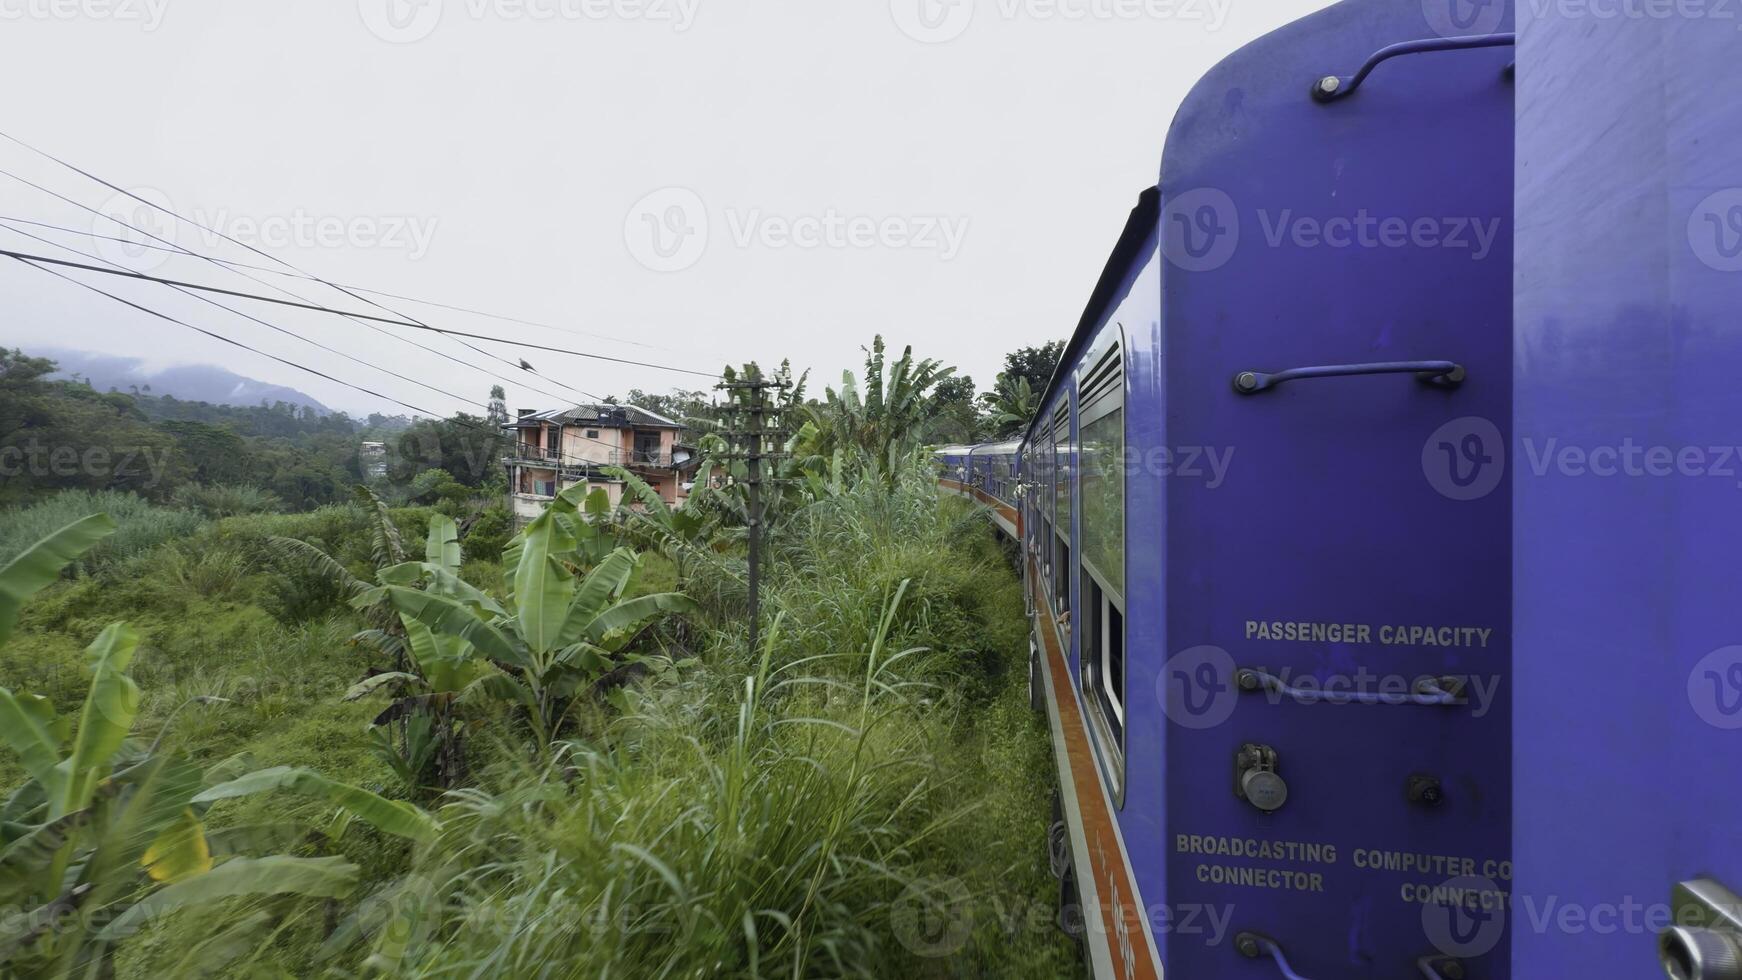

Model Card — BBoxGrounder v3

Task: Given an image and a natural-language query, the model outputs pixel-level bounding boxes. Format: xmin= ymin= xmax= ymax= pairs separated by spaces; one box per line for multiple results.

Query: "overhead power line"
xmin=0 ymin=213 xmax=698 ymax=359
xmin=0 ymin=164 xmax=607 ymax=407
xmin=0 ymin=219 xmax=498 ymax=415
xmin=0 ymin=130 xmax=720 ymax=395
xmin=8 ymin=251 xmax=647 ymax=466
xmin=0 ymin=246 xmax=719 ymax=380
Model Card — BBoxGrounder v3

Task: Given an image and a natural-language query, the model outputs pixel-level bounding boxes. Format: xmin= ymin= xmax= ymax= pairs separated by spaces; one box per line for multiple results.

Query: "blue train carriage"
xmin=933 ymin=442 xmax=1023 ymax=539
xmin=1513 ymin=12 xmax=1742 ymax=980
xmin=1022 ymin=0 xmax=1516 ymax=976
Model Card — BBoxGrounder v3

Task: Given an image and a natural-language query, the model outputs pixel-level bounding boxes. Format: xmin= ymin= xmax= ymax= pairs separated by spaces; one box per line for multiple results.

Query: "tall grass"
xmin=298 ymin=472 xmax=1071 ymax=978
xmin=0 ymin=490 xmax=204 ymax=573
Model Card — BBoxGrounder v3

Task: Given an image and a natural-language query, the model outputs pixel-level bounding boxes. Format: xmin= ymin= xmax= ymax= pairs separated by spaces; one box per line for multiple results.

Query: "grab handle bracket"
xmin=1312 ymin=32 xmax=1516 ymax=102
xmin=1233 ymin=360 xmax=1464 ymax=395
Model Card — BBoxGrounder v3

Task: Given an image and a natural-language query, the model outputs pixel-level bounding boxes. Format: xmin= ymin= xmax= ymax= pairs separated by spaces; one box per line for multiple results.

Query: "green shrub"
xmin=0 ymin=491 xmax=204 ymax=574
xmin=169 ymin=482 xmax=285 ymax=518
xmin=461 ymin=504 xmax=513 ymax=561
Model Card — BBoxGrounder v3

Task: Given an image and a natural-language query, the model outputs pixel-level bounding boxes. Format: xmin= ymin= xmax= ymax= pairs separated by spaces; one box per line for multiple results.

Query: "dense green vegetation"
xmin=0 ymin=338 xmax=1072 ymax=978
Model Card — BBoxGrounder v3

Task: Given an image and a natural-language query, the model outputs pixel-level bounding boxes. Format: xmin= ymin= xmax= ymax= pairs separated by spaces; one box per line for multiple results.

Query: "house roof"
xmin=506 ymin=403 xmax=685 ymax=430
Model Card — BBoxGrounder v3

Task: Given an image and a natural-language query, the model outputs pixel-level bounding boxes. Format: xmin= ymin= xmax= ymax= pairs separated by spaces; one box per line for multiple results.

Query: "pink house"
xmin=503 ymin=404 xmax=695 ymax=523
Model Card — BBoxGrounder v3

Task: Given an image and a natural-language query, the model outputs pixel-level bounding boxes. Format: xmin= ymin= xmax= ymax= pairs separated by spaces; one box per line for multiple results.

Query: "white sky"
xmin=0 ymin=0 xmax=1335 ymax=418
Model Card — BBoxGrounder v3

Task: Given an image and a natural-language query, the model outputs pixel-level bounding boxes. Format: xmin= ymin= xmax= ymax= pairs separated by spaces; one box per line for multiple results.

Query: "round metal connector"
xmin=1661 ymin=926 xmax=1742 ymax=980
xmin=1312 ymin=75 xmax=1343 ymax=101
xmin=1233 ymin=372 xmax=1262 ymax=394
xmin=1241 ymin=769 xmax=1289 ymax=812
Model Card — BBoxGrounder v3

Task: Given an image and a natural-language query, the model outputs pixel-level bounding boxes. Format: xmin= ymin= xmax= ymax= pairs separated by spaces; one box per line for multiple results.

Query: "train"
xmin=936 ymin=4 xmax=1742 ymax=978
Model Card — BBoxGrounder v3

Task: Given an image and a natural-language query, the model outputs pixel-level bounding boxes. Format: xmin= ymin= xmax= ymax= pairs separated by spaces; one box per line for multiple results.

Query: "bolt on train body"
xmin=936 ymin=4 xmax=1742 ymax=978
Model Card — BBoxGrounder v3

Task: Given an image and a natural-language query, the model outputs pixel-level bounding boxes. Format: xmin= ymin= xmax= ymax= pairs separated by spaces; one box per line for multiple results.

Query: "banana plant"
xmin=378 ymin=485 xmax=700 ymax=749
xmin=0 ymin=515 xmax=436 ymax=977
xmin=345 ymin=514 xmax=490 ymax=790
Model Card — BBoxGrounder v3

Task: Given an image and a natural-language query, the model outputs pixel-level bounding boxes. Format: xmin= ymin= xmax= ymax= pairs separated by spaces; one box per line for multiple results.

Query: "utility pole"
xmin=717 ymin=373 xmax=792 ymax=654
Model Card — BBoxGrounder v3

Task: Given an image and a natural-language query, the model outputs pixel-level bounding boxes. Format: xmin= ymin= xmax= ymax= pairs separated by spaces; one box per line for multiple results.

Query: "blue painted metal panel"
xmin=1513 ymin=17 xmax=1742 ymax=979
xmin=1158 ymin=1 xmax=1514 ymax=975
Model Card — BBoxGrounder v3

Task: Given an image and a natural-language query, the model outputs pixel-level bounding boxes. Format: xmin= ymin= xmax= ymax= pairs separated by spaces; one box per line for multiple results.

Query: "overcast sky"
xmin=0 ymin=0 xmax=1334 ymax=418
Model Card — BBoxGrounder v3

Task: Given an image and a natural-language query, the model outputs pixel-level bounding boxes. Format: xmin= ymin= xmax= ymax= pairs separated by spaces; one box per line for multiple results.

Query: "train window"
xmin=1053 ymin=402 xmax=1072 ymax=619
xmin=1077 ymin=340 xmax=1125 ymax=792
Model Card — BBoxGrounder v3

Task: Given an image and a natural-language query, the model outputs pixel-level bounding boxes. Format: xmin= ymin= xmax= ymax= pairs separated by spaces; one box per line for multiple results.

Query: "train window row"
xmin=1078 ymin=340 xmax=1126 ymax=793
xmin=1029 ymin=331 xmax=1127 ymax=804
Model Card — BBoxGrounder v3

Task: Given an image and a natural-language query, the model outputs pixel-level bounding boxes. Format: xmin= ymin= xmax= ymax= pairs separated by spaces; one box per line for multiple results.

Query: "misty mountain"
xmin=39 ymin=349 xmax=332 ymax=415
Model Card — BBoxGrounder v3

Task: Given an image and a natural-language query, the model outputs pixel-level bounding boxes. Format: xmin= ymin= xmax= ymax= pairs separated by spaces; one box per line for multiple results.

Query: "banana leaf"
xmin=0 ymin=514 xmax=115 ymax=646
xmin=194 ymin=767 xmax=437 ymax=844
xmin=99 ymin=855 xmax=358 ymax=939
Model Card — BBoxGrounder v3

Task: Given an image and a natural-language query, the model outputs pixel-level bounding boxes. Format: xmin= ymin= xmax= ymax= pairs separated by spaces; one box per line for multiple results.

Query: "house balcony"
xmin=509 ymin=443 xmax=563 ymax=464
xmin=612 ymin=450 xmax=674 ymax=469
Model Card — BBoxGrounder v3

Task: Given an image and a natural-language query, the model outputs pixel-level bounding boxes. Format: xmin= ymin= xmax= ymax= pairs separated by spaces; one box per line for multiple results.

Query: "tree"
xmin=984 ymin=375 xmax=1039 ymax=439
xmin=921 ymin=374 xmax=982 ymax=444
xmin=998 ymin=341 xmax=1065 ymax=395
xmin=806 ymin=337 xmax=955 ymax=485
xmin=976 ymin=341 xmax=1062 ymax=439
xmin=486 ymin=386 xmax=508 ymax=427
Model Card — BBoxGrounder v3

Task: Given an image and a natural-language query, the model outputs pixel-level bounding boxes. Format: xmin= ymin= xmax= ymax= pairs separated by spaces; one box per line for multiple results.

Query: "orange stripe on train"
xmin=1031 ymin=563 xmax=1158 ymax=980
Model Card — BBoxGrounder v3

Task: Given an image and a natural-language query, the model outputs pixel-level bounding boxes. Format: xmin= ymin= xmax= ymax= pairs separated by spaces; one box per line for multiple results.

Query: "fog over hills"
xmin=39 ymin=349 xmax=333 ymax=414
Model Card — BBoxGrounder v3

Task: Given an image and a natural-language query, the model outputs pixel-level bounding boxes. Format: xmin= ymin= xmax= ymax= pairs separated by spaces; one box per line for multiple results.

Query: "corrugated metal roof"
xmin=506 ymin=404 xmax=685 ymax=429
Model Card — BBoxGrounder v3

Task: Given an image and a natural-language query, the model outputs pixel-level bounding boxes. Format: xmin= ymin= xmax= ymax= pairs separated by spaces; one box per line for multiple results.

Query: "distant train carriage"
xmin=933 ymin=442 xmax=1021 ymax=539
xmin=937 ymin=4 xmax=1739 ymax=976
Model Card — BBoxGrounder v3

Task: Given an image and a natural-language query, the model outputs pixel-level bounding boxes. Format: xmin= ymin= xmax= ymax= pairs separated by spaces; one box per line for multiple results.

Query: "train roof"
xmin=1024 ymin=187 xmax=1160 ymax=446
xmin=932 ymin=442 xmax=1021 ymax=456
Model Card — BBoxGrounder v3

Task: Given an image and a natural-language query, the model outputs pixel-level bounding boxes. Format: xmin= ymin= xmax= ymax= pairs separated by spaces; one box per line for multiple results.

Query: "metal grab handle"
xmin=1237 ymin=932 xmax=1315 ymax=980
xmin=1237 ymin=668 xmax=1467 ymax=707
xmin=1233 ymin=361 xmax=1464 ymax=395
xmin=1313 ymin=32 xmax=1516 ymax=102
